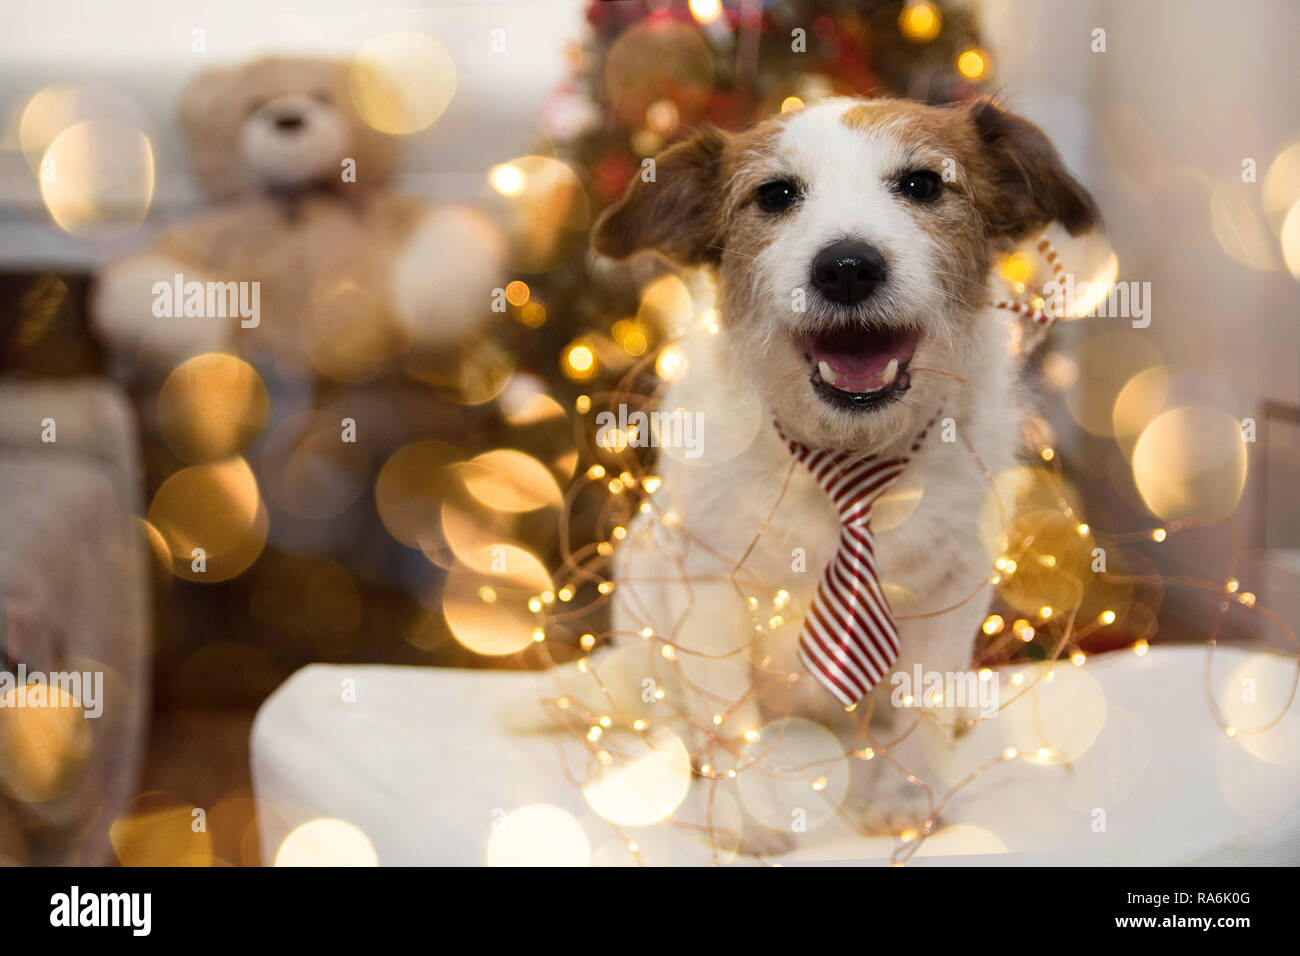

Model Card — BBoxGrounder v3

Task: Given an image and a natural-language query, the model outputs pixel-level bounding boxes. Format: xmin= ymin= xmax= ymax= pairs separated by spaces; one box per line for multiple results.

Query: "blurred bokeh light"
xmin=1131 ymin=406 xmax=1248 ymax=522
xmin=487 ymin=804 xmax=589 ymax=867
xmin=349 ymin=31 xmax=457 ymax=135
xmin=38 ymin=120 xmax=154 ymax=237
xmin=157 ymin=353 xmax=269 ymax=462
xmin=147 ymin=457 xmax=268 ymax=581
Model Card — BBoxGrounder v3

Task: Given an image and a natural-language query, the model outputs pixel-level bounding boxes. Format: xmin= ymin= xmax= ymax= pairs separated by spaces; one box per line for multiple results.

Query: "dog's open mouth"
xmin=799 ymin=325 xmax=919 ymax=411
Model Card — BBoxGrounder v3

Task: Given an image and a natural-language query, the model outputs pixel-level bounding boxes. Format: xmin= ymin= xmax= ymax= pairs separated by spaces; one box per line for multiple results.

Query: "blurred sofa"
xmin=0 ymin=377 xmax=149 ymax=864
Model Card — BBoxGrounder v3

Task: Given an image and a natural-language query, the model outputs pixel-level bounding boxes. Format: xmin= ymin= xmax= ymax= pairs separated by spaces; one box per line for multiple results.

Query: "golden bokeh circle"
xmin=39 ymin=120 xmax=154 ymax=237
xmin=442 ymin=546 xmax=553 ymax=656
xmin=459 ymin=449 xmax=562 ymax=514
xmin=1064 ymin=331 xmax=1163 ymax=437
xmin=581 ymin=726 xmax=692 ymax=826
xmin=19 ymin=84 xmax=140 ymax=173
xmin=374 ymin=440 xmax=462 ymax=549
xmin=0 ymin=683 xmax=92 ymax=804
xmin=1001 ymin=663 xmax=1108 ymax=765
xmin=977 ymin=465 xmax=1083 ymax=562
xmin=110 ymin=791 xmax=214 ymax=867
xmin=490 ymin=155 xmax=591 ymax=274
xmin=349 ymin=31 xmax=457 ymax=135
xmin=636 ymin=274 xmax=694 ymax=336
xmin=439 ymin=497 xmax=519 ymax=573
xmin=487 ymin=804 xmax=590 ymax=867
xmin=147 ymin=457 xmax=267 ymax=582
xmin=1211 ymin=175 xmax=1282 ymax=271
xmin=995 ymin=509 xmax=1094 ymax=617
xmin=737 ymin=718 xmax=849 ymax=832
xmin=275 ymin=818 xmax=378 ymax=866
xmin=157 ymin=353 xmax=269 ymax=462
xmin=1217 ymin=654 xmax=1300 ymax=764
xmin=1131 ymin=405 xmax=1247 ymax=522
xmin=1111 ymin=364 xmax=1170 ymax=459
xmin=1263 ymin=142 xmax=1300 ymax=228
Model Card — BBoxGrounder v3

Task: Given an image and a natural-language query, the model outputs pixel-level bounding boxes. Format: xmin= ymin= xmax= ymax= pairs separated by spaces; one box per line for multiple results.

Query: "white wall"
xmin=988 ymin=0 xmax=1300 ymax=632
xmin=0 ymin=0 xmax=588 ymax=266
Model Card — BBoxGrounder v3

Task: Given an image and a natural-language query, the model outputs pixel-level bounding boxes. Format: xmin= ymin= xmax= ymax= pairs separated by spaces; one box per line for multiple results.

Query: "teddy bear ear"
xmin=177 ymin=66 xmax=238 ymax=137
xmin=176 ymin=66 xmax=249 ymax=199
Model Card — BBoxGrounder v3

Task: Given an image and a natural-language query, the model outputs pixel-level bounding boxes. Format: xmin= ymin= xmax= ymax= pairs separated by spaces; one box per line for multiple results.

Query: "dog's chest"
xmin=658 ymin=432 xmax=982 ymax=614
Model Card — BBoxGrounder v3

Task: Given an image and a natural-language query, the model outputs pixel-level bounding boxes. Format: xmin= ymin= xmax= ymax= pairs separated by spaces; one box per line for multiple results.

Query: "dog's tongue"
xmin=806 ymin=326 xmax=919 ymax=392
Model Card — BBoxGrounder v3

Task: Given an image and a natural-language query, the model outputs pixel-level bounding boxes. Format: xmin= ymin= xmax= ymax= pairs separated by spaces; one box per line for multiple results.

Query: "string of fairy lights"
xmin=512 ymin=234 xmax=1300 ymax=865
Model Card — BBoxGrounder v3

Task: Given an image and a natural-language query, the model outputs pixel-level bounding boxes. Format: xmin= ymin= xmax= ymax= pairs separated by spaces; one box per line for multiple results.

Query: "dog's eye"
xmin=756 ymin=180 xmax=801 ymax=213
xmin=898 ymin=170 xmax=943 ymax=202
xmin=311 ymin=89 xmax=333 ymax=105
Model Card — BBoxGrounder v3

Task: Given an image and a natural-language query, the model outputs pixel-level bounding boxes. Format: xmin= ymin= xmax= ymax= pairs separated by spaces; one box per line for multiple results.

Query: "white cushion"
xmin=251 ymin=645 xmax=1300 ymax=865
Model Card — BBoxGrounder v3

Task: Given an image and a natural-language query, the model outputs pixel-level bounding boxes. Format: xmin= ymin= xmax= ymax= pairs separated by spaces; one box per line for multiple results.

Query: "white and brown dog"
xmin=509 ymin=96 xmax=1097 ymax=856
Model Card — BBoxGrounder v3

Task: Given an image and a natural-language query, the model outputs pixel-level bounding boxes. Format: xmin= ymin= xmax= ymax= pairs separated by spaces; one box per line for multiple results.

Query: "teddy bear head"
xmin=179 ymin=56 xmax=398 ymax=199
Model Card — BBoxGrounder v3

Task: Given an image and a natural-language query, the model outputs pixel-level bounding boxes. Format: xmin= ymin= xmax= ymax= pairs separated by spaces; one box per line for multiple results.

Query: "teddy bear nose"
xmin=274 ymin=114 xmax=305 ymax=132
xmin=810 ymin=240 xmax=887 ymax=306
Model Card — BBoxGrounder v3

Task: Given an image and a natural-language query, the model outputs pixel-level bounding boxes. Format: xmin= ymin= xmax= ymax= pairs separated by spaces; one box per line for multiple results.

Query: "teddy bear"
xmin=92 ymin=55 xmax=506 ymax=378
xmin=88 ymin=56 xmax=514 ymax=672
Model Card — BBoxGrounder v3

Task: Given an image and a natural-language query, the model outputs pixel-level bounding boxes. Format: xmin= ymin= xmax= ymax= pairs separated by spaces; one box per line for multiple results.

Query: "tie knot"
xmin=792 ymin=445 xmax=907 ymax=525
xmin=774 ymin=414 xmax=941 ymax=526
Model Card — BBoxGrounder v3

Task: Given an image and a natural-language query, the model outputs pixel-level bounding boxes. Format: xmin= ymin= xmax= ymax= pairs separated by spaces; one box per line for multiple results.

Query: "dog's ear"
xmin=969 ymin=98 xmax=1100 ymax=238
xmin=592 ymin=127 xmax=727 ymax=265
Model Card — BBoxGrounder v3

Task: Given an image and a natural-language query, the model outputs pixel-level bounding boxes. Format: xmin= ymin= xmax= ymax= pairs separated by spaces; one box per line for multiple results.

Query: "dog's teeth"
xmin=881 ymin=358 xmax=899 ymax=386
xmin=817 ymin=361 xmax=837 ymax=386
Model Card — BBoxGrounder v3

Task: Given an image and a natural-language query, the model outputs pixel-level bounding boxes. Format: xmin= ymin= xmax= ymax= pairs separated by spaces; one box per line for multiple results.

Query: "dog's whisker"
xmin=708 ymin=243 xmax=759 ymax=260
xmin=908 ymin=365 xmax=970 ymax=386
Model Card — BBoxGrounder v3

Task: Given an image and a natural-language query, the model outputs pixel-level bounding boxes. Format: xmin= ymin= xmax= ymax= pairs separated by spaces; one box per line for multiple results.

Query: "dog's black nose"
xmin=274 ymin=114 xmax=305 ymax=132
xmin=810 ymin=240 xmax=887 ymax=306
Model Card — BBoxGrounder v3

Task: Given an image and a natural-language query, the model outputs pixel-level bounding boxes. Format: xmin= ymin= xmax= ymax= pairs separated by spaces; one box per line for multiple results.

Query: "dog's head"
xmin=593 ymin=97 xmax=1098 ymax=451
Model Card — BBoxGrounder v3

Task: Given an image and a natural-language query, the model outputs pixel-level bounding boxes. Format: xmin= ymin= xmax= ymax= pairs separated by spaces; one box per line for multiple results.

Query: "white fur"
xmin=754 ymin=103 xmax=960 ymax=357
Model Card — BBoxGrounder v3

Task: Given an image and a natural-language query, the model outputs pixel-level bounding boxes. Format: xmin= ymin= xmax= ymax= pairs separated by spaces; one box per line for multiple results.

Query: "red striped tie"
xmin=778 ymin=417 xmax=937 ymax=707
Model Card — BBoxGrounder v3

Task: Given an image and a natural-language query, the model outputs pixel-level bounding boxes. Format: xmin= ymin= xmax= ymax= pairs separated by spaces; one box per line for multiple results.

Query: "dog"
xmin=505 ymin=96 xmax=1098 ymax=858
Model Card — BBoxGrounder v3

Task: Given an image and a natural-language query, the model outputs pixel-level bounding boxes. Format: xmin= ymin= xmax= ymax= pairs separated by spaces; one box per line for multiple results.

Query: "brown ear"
xmin=176 ymin=66 xmax=245 ymax=199
xmin=591 ymin=127 xmax=727 ymax=265
xmin=970 ymin=98 xmax=1100 ymax=238
xmin=178 ymin=65 xmax=237 ymax=138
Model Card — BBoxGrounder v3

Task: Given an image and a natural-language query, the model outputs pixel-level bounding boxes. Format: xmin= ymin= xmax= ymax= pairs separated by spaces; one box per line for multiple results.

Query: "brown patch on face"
xmin=843 ymin=97 xmax=1099 ymax=240
xmin=841 ymin=99 xmax=961 ymax=139
xmin=710 ymin=115 xmax=797 ymax=263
